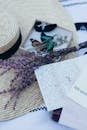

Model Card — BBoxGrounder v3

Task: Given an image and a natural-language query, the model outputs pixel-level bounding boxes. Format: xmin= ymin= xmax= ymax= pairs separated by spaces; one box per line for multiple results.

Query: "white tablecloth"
xmin=0 ymin=0 xmax=87 ymax=130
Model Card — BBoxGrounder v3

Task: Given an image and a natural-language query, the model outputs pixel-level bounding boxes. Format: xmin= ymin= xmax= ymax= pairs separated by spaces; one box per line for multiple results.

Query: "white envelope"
xmin=59 ymin=98 xmax=87 ymax=130
xmin=35 ymin=55 xmax=87 ymax=111
xmin=35 ymin=55 xmax=87 ymax=130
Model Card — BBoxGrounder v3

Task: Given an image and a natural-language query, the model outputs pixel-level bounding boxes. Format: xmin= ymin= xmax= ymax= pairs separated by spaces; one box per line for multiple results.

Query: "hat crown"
xmin=0 ymin=12 xmax=19 ymax=54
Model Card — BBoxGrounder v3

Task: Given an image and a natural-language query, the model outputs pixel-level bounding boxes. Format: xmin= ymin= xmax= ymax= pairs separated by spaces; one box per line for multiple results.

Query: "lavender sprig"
xmin=44 ymin=41 xmax=87 ymax=58
xmin=0 ymin=53 xmax=43 ymax=110
xmin=0 ymin=41 xmax=87 ymax=110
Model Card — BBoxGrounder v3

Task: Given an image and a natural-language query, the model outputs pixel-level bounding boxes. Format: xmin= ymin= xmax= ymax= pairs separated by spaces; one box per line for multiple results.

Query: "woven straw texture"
xmin=0 ymin=0 xmax=77 ymax=121
xmin=0 ymin=12 xmax=19 ymax=54
xmin=0 ymin=0 xmax=77 ymax=45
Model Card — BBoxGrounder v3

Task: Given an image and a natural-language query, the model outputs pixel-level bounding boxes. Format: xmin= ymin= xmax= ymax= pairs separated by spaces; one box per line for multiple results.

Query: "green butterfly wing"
xmin=46 ymin=41 xmax=54 ymax=52
xmin=41 ymin=32 xmax=53 ymax=42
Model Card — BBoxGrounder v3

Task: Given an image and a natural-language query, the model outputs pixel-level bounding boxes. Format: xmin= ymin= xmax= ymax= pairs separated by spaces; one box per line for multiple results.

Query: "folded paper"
xmin=59 ymin=98 xmax=87 ymax=130
xmin=35 ymin=55 xmax=87 ymax=111
xmin=68 ymin=67 xmax=87 ymax=109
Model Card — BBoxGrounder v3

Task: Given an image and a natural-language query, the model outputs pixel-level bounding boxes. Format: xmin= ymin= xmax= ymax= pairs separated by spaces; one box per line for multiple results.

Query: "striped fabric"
xmin=59 ymin=0 xmax=87 ymax=7
xmin=60 ymin=0 xmax=87 ymax=56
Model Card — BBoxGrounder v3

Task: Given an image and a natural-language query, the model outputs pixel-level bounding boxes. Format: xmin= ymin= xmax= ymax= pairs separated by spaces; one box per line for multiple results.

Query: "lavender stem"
xmin=44 ymin=41 xmax=87 ymax=59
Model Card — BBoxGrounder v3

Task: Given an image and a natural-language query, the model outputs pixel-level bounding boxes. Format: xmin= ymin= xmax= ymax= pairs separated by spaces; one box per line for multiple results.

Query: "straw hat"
xmin=0 ymin=0 xmax=77 ymax=45
xmin=0 ymin=0 xmax=77 ymax=121
xmin=0 ymin=12 xmax=22 ymax=59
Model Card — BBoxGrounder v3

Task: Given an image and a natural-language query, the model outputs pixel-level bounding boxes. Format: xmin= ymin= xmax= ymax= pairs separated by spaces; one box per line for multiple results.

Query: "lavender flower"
xmin=0 ymin=41 xmax=87 ymax=110
xmin=0 ymin=52 xmax=45 ymax=110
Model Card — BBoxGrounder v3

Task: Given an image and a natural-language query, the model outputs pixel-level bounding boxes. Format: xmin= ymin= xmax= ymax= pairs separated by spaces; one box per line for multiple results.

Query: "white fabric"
xmin=0 ymin=111 xmax=73 ymax=130
xmin=0 ymin=1 xmax=87 ymax=130
xmin=59 ymin=1 xmax=87 ymax=130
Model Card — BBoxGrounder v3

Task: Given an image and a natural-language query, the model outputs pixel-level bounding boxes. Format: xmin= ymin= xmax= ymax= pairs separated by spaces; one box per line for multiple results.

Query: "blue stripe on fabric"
xmin=59 ymin=0 xmax=87 ymax=7
xmin=64 ymin=2 xmax=87 ymax=7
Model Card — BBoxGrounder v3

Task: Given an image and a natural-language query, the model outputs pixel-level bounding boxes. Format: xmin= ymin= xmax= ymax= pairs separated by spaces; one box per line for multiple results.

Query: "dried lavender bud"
xmin=0 ymin=50 xmax=54 ymax=110
xmin=0 ymin=52 xmax=42 ymax=110
xmin=0 ymin=41 xmax=87 ymax=110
